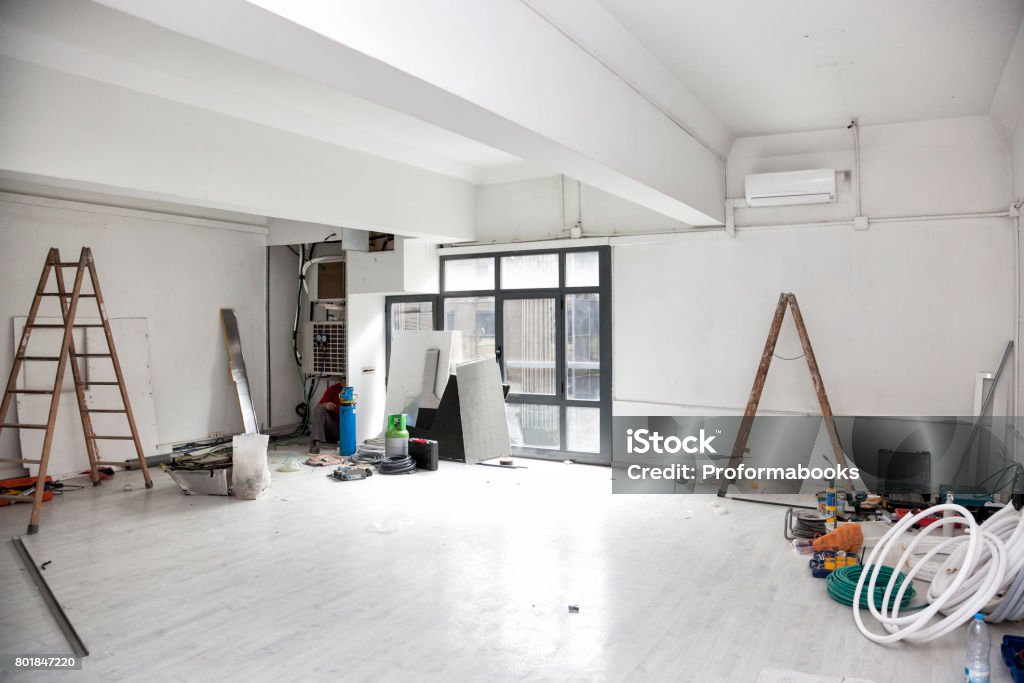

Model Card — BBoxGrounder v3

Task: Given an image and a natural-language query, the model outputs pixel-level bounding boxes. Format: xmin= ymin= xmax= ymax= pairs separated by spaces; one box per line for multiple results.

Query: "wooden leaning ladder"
xmin=0 ymin=247 xmax=152 ymax=534
xmin=717 ymin=292 xmax=853 ymax=497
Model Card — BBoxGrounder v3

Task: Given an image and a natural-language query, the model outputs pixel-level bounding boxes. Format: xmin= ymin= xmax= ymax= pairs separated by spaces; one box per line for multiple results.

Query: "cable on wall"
xmin=848 ymin=118 xmax=863 ymax=218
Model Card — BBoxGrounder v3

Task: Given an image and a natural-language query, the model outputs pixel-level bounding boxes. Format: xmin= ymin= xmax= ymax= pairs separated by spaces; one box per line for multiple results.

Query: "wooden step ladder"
xmin=717 ymin=292 xmax=853 ymax=497
xmin=0 ymin=247 xmax=152 ymax=534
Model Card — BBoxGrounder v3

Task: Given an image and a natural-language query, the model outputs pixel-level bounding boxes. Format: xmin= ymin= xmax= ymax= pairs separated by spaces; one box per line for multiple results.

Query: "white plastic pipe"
xmin=852 ymin=504 xmax=1012 ymax=643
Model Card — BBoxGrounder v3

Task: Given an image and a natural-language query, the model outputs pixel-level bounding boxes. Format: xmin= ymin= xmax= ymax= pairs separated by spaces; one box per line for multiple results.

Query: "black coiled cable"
xmin=784 ymin=507 xmax=827 ymax=540
xmin=351 ymin=453 xmax=384 ymax=466
xmin=379 ymin=454 xmax=416 ymax=475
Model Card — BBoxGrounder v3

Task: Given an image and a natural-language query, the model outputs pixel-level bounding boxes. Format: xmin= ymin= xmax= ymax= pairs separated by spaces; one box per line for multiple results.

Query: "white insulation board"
xmin=385 ymin=331 xmax=459 ymax=426
xmin=13 ymin=317 xmax=160 ymax=479
xmin=455 ymin=357 xmax=511 ymax=464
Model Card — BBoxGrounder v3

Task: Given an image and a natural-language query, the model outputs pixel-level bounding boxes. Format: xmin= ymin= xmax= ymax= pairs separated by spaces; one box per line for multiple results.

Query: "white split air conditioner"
xmin=744 ymin=169 xmax=836 ymax=207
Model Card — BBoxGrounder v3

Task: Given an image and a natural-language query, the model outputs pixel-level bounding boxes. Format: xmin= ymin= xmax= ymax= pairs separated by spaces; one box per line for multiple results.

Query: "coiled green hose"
xmin=827 ymin=565 xmax=916 ymax=610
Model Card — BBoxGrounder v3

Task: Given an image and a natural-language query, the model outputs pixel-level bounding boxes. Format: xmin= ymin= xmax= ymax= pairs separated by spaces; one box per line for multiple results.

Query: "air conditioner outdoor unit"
xmin=744 ymin=169 xmax=836 ymax=207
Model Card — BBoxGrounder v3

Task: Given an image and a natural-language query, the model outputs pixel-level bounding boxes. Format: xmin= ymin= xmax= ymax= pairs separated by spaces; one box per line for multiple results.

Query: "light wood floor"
xmin=0 ymin=447 xmax=1018 ymax=682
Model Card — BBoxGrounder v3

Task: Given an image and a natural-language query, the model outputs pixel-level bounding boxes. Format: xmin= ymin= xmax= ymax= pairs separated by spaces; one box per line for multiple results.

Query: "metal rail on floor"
xmin=11 ymin=537 xmax=89 ymax=659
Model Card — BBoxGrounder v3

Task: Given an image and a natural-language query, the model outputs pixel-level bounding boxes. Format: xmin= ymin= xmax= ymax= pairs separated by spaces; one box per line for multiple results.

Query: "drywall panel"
xmin=12 ymin=317 xmax=159 ymax=479
xmin=612 ymin=221 xmax=1015 ymax=416
xmin=455 ymin=357 xmax=512 ymax=464
xmin=385 ymin=332 xmax=458 ymax=424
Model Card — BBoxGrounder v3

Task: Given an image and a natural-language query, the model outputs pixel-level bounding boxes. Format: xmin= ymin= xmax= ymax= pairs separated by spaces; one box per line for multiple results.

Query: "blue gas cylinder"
xmin=338 ymin=402 xmax=357 ymax=456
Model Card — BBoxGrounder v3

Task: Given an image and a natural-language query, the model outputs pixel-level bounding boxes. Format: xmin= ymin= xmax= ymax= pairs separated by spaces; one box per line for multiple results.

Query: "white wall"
xmin=1008 ymin=113 xmax=1024 ymax=414
xmin=729 ymin=116 xmax=1012 ymax=225
xmin=1014 ymin=122 xmax=1024 ymax=200
xmin=347 ymin=237 xmax=440 ymax=295
xmin=617 ymin=115 xmax=1015 ymax=417
xmin=476 ymin=176 xmax=685 ymax=243
xmin=613 ymin=223 xmax=1014 ymax=416
xmin=267 ymin=245 xmax=304 ymax=429
xmin=347 ymin=293 xmax=387 ymax=441
xmin=0 ymin=192 xmax=269 ymax=472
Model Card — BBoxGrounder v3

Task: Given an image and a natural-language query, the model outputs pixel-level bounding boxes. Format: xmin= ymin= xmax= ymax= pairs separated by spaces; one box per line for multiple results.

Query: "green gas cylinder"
xmin=385 ymin=413 xmax=409 ymax=457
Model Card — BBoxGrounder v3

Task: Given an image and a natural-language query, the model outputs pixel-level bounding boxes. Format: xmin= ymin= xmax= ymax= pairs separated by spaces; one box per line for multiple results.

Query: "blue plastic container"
xmin=338 ymin=403 xmax=357 ymax=456
xmin=1002 ymin=634 xmax=1024 ymax=683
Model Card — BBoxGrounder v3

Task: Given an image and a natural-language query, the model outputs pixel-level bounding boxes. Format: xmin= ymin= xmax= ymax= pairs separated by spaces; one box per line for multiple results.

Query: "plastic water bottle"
xmin=964 ymin=613 xmax=990 ymax=683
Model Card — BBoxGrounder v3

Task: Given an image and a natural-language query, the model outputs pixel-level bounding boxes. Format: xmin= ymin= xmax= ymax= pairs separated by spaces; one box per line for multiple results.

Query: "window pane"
xmin=566 ymin=251 xmax=599 ymax=287
xmin=566 ymin=293 xmax=600 ymax=400
xmin=506 ymin=403 xmax=560 ymax=450
xmin=500 ymin=253 xmax=558 ymax=289
xmin=567 ymin=406 xmax=600 ymax=453
xmin=444 ymin=258 xmax=494 ymax=291
xmin=390 ymin=301 xmax=433 ymax=334
xmin=503 ymin=298 xmax=556 ymax=395
xmin=444 ymin=297 xmax=495 ymax=361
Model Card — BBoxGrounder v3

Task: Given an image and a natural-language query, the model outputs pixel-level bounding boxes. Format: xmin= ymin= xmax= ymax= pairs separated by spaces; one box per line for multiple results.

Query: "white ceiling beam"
xmin=519 ymin=0 xmax=734 ymax=158
xmin=92 ymin=0 xmax=725 ymax=225
xmin=0 ymin=0 xmax=498 ymax=184
xmin=0 ymin=57 xmax=478 ymax=241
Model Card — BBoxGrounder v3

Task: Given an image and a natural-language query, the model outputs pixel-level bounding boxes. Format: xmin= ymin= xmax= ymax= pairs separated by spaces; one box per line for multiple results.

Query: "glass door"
xmin=500 ymin=296 xmax=560 ymax=451
xmin=438 ymin=247 xmax=611 ymax=463
xmin=564 ymin=292 xmax=602 ymax=454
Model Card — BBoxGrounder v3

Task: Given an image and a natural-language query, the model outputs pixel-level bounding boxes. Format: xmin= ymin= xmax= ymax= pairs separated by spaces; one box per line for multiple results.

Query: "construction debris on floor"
xmin=163 ymin=445 xmax=232 ymax=496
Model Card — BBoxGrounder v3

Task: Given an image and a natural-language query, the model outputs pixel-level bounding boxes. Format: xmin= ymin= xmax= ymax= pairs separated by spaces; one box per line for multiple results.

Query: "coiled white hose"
xmin=971 ymin=503 xmax=1024 ymax=622
xmin=852 ymin=503 xmax=1019 ymax=643
xmin=901 ymin=537 xmax=949 ymax=582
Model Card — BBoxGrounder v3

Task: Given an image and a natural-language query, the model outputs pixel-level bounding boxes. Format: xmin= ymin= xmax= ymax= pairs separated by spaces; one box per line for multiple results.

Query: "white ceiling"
xmin=5 ymin=0 xmax=1024 ymax=202
xmin=595 ymin=0 xmax=1024 ymax=136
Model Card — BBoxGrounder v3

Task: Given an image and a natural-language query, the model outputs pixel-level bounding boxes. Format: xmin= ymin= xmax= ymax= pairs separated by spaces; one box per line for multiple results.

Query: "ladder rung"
xmin=96 ymin=460 xmax=136 ymax=466
xmin=0 ymin=423 xmax=48 ymax=429
xmin=90 ymin=435 xmax=134 ymax=440
xmin=27 ymin=324 xmax=104 ymax=328
xmin=16 ymin=356 xmax=60 ymax=361
xmin=36 ymin=293 xmax=97 ymax=297
xmin=81 ymin=381 xmax=119 ymax=386
xmin=58 ymin=262 xmax=88 ymax=267
xmin=72 ymin=353 xmax=112 ymax=358
xmin=8 ymin=389 xmax=53 ymax=394
xmin=0 ymin=458 xmax=41 ymax=464
xmin=0 ymin=493 xmax=35 ymax=501
xmin=84 ymin=409 xmax=126 ymax=413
